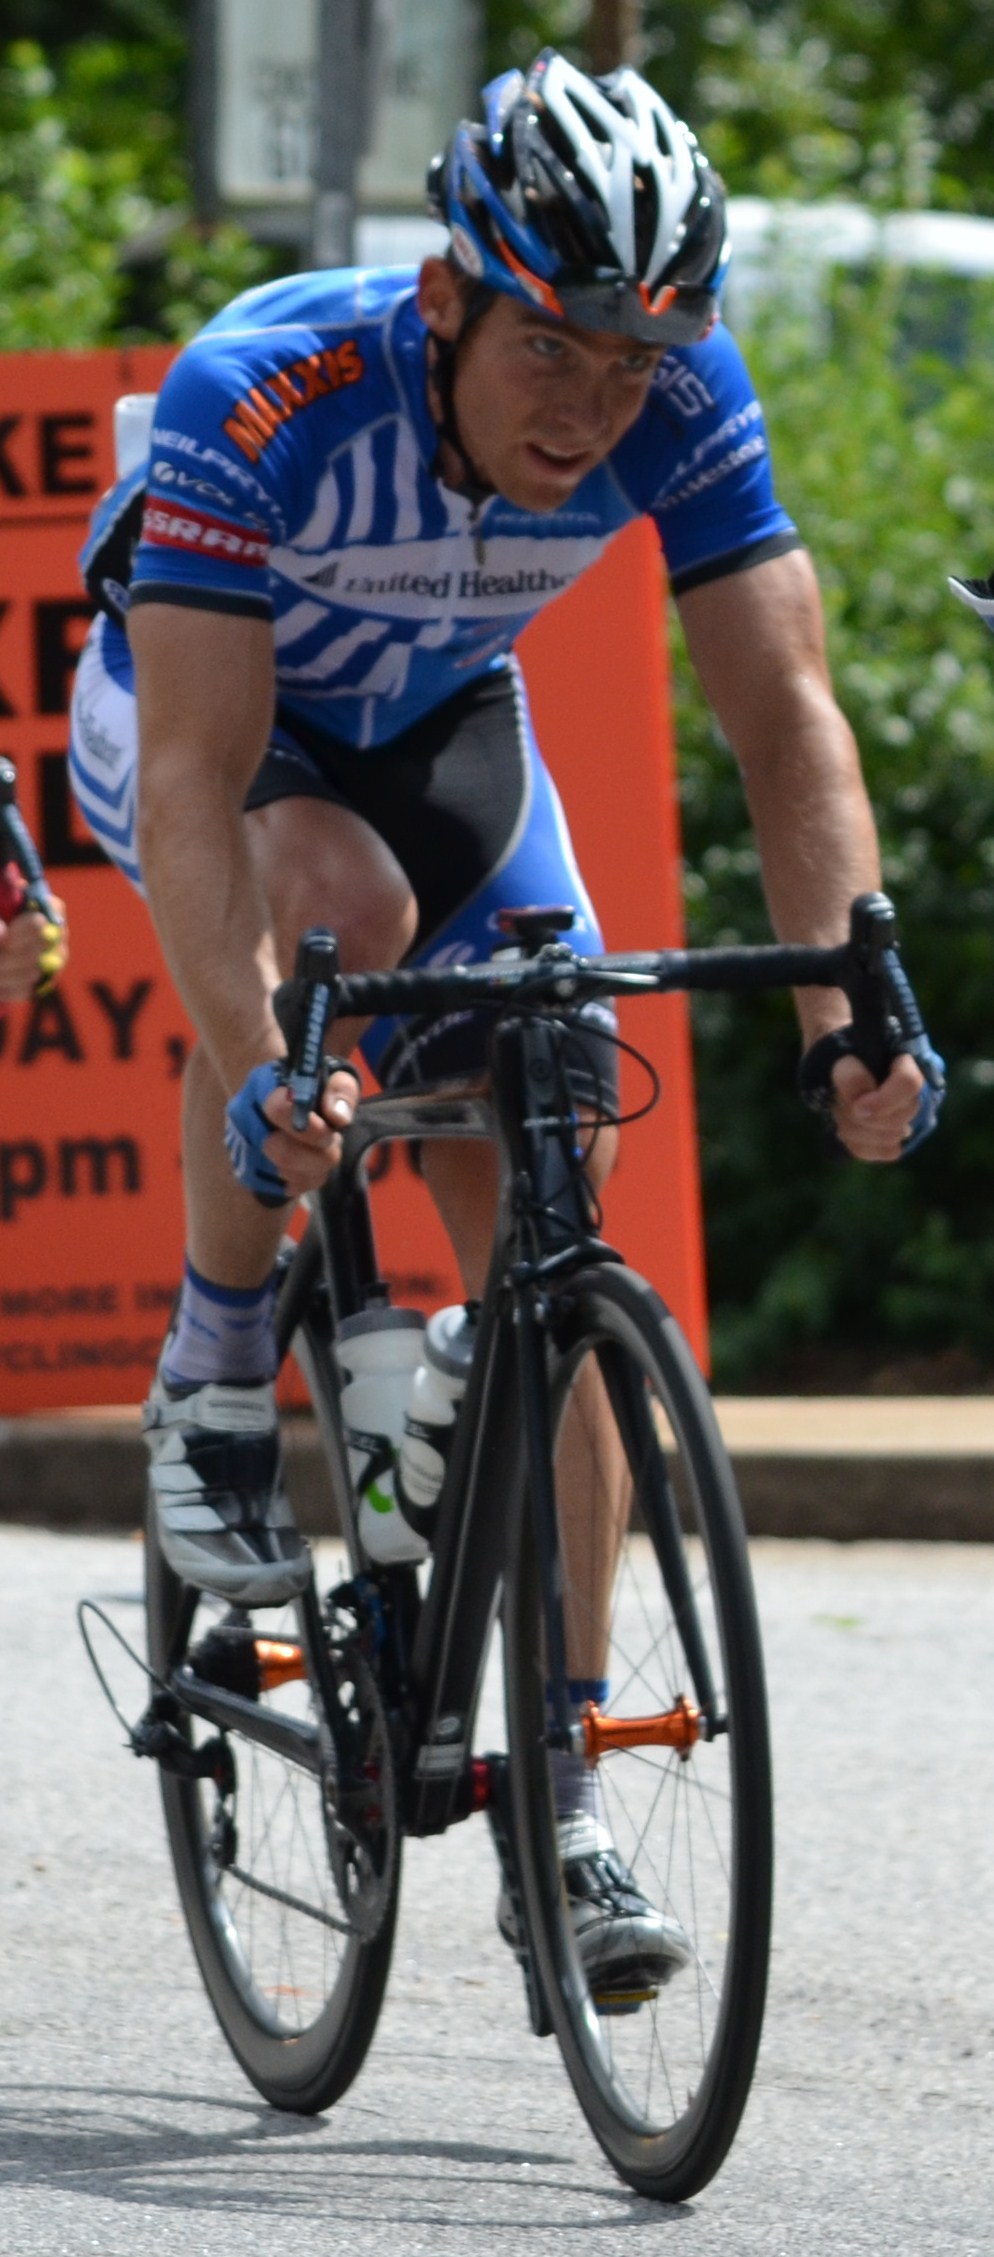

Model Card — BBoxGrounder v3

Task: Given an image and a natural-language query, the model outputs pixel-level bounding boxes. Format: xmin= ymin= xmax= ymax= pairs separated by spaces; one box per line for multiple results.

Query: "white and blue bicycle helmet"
xmin=427 ymin=48 xmax=729 ymax=348
xmin=949 ymin=570 xmax=994 ymax=632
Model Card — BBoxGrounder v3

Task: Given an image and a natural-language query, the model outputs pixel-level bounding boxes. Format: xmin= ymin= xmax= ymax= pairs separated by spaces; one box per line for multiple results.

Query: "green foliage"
xmin=4 ymin=4 xmax=994 ymax=353
xmin=0 ymin=34 xmax=277 ymax=349
xmin=675 ymin=278 xmax=994 ymax=1384
xmin=487 ymin=2 xmax=994 ymax=216
xmin=4 ymin=5 xmax=994 ymax=1381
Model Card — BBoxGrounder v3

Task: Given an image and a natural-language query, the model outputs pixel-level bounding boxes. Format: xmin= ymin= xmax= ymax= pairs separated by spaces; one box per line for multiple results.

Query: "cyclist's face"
xmin=419 ymin=264 xmax=663 ymax=512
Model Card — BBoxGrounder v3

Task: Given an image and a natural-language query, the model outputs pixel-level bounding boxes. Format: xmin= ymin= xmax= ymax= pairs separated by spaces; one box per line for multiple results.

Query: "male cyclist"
xmin=70 ymin=50 xmax=930 ymax=1992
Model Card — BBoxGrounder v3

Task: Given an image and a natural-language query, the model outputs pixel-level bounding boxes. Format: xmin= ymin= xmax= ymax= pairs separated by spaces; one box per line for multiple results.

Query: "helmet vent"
xmin=569 ymin=93 xmax=615 ymax=156
xmin=653 ymin=110 xmax=674 ymax=159
xmin=632 ymin=162 xmax=661 ymax=275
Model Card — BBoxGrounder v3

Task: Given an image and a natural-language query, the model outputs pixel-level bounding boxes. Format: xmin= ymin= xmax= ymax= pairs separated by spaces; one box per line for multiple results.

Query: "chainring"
xmin=321 ymin=1635 xmax=399 ymax=1943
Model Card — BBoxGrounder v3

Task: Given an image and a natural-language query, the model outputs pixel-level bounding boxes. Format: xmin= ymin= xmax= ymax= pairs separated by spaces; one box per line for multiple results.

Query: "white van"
xmin=721 ymin=197 xmax=994 ymax=335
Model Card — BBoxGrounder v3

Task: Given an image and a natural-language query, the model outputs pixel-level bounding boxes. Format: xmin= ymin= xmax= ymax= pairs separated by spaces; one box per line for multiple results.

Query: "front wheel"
xmin=503 ymin=1264 xmax=773 ymax=2202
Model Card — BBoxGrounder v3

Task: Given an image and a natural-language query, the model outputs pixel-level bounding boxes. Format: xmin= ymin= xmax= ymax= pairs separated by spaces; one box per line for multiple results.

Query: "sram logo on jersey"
xmin=141 ymin=502 xmax=269 ymax=565
xmin=222 ymin=342 xmax=365 ymax=464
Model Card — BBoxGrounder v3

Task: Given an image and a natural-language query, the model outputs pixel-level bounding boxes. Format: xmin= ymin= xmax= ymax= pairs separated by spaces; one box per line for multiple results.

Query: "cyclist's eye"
xmin=529 ymin=332 xmax=564 ymax=360
xmin=623 ymin=352 xmax=655 ymax=376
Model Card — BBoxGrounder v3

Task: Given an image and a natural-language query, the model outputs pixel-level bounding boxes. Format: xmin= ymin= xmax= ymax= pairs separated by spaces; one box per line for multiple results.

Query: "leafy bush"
xmin=0 ymin=37 xmax=277 ymax=349
xmin=674 ymin=276 xmax=994 ymax=1384
xmin=5 ymin=11 xmax=994 ymax=1386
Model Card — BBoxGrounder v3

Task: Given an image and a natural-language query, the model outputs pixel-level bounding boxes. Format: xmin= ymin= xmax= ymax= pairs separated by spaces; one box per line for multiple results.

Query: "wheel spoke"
xmin=146 ymin=1498 xmax=400 ymax=2109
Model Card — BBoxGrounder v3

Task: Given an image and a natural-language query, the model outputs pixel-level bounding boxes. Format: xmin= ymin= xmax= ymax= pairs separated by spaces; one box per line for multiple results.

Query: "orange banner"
xmin=0 ymin=346 xmax=707 ymax=1412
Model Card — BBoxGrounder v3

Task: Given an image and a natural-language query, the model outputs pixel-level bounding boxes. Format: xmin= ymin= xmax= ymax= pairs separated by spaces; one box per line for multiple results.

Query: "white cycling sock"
xmin=162 ymin=1258 xmax=278 ymax=1388
xmin=548 ymin=1678 xmax=609 ymax=1827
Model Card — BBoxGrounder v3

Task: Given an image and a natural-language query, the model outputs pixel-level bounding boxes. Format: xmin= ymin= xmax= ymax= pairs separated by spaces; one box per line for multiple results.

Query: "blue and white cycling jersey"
xmin=82 ymin=265 xmax=798 ymax=752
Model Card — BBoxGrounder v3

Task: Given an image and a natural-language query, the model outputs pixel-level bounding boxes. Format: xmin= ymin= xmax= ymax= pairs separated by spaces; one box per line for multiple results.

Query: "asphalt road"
xmin=1 ymin=1529 xmax=991 ymax=2257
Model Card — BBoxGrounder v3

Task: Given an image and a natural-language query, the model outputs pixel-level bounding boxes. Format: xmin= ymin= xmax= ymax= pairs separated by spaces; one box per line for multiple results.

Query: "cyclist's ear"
xmin=418 ymin=257 xmax=467 ymax=340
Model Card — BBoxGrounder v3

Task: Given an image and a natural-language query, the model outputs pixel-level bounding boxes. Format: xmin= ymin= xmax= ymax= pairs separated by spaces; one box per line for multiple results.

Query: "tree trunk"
xmin=587 ymin=0 xmax=643 ymax=74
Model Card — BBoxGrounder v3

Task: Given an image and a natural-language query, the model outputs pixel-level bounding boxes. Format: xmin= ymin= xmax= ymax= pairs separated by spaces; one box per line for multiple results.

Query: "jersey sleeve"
xmin=612 ymin=324 xmax=801 ymax=596
xmin=128 ymin=338 xmax=290 ymax=620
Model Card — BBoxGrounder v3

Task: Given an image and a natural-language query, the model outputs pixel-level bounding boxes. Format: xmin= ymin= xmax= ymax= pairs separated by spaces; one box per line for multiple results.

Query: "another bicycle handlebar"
xmin=0 ymin=757 xmax=62 ymax=927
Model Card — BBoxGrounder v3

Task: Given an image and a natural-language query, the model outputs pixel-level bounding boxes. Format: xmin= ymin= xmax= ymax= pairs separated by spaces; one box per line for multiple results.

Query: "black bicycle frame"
xmin=273 ymin=1008 xmax=639 ymax=1835
xmin=257 ymin=888 xmax=942 ymax=1837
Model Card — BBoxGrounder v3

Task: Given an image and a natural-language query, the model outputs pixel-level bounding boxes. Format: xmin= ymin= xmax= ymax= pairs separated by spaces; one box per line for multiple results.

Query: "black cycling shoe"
xmin=143 ymin=1370 xmax=311 ymax=1608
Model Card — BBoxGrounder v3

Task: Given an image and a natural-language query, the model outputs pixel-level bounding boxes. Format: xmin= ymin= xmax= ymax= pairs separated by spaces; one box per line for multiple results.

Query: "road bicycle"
xmin=82 ymin=890 xmax=938 ymax=2203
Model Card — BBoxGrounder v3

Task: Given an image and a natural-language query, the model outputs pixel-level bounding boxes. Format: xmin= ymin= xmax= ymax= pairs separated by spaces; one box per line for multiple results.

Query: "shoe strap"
xmin=144 ymin=1379 xmax=277 ymax=1434
xmin=556 ymin=1813 xmax=613 ymax=1862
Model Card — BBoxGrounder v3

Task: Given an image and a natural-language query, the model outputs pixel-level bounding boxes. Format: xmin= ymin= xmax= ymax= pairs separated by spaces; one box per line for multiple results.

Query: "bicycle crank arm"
xmin=485 ymin=1755 xmax=553 ymax=2040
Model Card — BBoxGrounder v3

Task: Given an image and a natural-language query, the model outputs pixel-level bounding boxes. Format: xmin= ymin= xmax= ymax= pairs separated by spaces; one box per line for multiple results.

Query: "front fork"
xmin=492 ymin=995 xmax=721 ymax=1760
xmin=492 ymin=1010 xmax=604 ymax=1755
xmin=513 ymin=1280 xmax=573 ymax=1750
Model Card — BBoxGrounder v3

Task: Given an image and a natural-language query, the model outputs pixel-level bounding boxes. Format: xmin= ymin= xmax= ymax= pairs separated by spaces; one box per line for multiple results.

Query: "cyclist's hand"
xmin=259 ymin=1070 xmax=360 ymax=1197
xmin=224 ymin=1058 xmax=360 ymax=1203
xmin=0 ymin=894 xmax=68 ymax=1003
xmin=830 ymin=1049 xmax=925 ymax=1162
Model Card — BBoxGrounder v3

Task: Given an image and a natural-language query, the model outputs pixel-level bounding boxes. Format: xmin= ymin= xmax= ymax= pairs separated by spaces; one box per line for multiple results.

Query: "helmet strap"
xmin=426 ymin=284 xmax=496 ymax=510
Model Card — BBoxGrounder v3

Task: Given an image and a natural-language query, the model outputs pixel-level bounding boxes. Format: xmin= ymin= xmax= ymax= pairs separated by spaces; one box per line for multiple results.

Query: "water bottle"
xmin=396 ymin=1303 xmax=478 ymax=1545
xmin=337 ymin=1306 xmax=427 ymax=1564
xmin=113 ymin=393 xmax=157 ymax=479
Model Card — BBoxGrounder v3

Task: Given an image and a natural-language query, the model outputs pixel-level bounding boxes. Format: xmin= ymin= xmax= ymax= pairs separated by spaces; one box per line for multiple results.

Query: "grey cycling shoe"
xmin=498 ymin=1813 xmax=692 ymax=2011
xmin=143 ymin=1369 xmax=311 ymax=1608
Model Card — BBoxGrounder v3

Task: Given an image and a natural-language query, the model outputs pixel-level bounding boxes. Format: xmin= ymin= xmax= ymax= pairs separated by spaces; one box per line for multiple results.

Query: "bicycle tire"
xmin=144 ymin=1315 xmax=400 ymax=2112
xmin=503 ymin=1263 xmax=773 ymax=2201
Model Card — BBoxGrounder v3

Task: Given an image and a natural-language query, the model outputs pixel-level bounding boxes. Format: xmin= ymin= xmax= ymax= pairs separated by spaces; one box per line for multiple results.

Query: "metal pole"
xmin=190 ymin=0 xmax=220 ymax=225
xmin=588 ymin=0 xmax=644 ymax=74
xmin=311 ymin=0 xmax=364 ymax=269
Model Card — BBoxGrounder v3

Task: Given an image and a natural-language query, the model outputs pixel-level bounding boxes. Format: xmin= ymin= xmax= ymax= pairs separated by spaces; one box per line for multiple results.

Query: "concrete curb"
xmin=1 ymin=1398 xmax=992 ymax=1542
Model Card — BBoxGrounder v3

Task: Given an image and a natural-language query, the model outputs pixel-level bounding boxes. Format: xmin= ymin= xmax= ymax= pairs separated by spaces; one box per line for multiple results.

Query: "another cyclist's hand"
xmin=224 ymin=1058 xmax=360 ymax=1203
xmin=0 ymin=889 xmax=68 ymax=1003
xmin=830 ymin=1050 xmax=925 ymax=1162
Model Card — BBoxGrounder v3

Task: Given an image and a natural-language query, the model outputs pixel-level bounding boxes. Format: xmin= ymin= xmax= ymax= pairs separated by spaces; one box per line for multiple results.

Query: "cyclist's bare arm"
xmin=676 ymin=547 xmax=921 ymax=1161
xmin=129 ymin=602 xmax=355 ymax=1188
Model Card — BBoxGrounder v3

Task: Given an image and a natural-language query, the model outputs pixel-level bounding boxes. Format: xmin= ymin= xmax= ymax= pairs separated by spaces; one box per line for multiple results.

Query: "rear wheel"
xmin=145 ymin=1272 xmax=399 ymax=2112
xmin=504 ymin=1264 xmax=773 ymax=2201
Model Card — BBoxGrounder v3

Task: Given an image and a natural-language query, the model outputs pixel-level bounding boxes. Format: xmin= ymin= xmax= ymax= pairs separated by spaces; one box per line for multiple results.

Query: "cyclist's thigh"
xmin=353 ymin=658 xmax=619 ymax=1115
xmin=247 ymin=793 xmax=416 ymax=976
xmin=68 ymin=616 xmax=417 ymax=970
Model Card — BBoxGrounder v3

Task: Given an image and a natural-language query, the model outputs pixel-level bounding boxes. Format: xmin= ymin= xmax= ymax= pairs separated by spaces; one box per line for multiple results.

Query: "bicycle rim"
xmin=504 ymin=1264 xmax=773 ymax=2201
xmin=146 ymin=1525 xmax=399 ymax=2112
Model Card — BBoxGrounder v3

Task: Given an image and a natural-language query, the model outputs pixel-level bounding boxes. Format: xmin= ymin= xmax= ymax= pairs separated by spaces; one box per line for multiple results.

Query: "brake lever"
xmin=845 ymin=892 xmax=903 ymax=1083
xmin=272 ymin=926 xmax=342 ymax=1131
xmin=878 ymin=947 xmax=945 ymax=1093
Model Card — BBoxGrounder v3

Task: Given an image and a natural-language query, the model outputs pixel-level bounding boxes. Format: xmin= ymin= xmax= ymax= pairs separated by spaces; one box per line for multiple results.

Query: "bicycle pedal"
xmin=592 ymin=1983 xmax=658 ymax=2018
